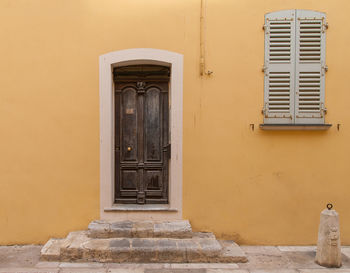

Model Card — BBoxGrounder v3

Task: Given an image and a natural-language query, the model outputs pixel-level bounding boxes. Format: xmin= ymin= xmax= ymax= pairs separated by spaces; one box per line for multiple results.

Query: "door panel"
xmin=121 ymin=170 xmax=138 ymax=191
xmin=145 ymin=87 xmax=161 ymax=161
xmin=121 ymin=88 xmax=138 ymax=161
xmin=145 ymin=170 xmax=163 ymax=191
xmin=114 ymin=65 xmax=170 ymax=204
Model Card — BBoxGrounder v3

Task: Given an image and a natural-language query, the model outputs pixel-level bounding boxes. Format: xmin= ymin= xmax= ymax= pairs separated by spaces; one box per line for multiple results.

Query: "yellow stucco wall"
xmin=0 ymin=0 xmax=349 ymax=245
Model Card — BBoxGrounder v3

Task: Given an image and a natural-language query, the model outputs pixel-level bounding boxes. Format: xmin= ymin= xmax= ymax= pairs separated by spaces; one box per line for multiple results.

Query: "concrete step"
xmin=218 ymin=240 xmax=248 ymax=263
xmin=40 ymin=238 xmax=64 ymax=261
xmin=41 ymin=231 xmax=248 ymax=263
xmin=87 ymin=220 xmax=193 ymax=239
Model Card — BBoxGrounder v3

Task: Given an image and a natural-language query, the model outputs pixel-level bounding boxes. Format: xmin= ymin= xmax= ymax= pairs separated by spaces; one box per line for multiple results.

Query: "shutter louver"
xmin=295 ymin=10 xmax=326 ymax=124
xmin=264 ymin=10 xmax=295 ymax=124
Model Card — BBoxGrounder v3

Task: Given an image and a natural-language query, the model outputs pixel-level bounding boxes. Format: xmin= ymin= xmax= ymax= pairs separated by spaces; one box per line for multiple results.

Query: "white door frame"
xmin=99 ymin=48 xmax=183 ymax=220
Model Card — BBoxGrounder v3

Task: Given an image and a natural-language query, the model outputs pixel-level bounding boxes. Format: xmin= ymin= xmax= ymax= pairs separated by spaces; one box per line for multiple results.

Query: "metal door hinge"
xmin=322 ymin=65 xmax=328 ymax=76
xmin=263 ymin=24 xmax=269 ymax=34
xmin=321 ymin=103 xmax=327 ymax=117
xmin=322 ymin=22 xmax=329 ymax=32
xmin=262 ymin=103 xmax=268 ymax=117
xmin=262 ymin=65 xmax=268 ymax=75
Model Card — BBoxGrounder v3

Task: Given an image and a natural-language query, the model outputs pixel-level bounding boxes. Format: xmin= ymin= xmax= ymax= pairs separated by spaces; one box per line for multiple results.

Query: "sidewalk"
xmin=1 ymin=245 xmax=350 ymax=272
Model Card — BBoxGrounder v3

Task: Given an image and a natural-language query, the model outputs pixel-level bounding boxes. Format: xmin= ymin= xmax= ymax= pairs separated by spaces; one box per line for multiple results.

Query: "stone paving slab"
xmin=6 ymin=245 xmax=350 ymax=272
xmin=285 ymin=251 xmax=350 ymax=269
xmin=2 ymin=265 xmax=350 ymax=273
xmin=299 ymin=268 xmax=350 ymax=273
xmin=249 ymin=269 xmax=299 ymax=273
xmin=59 ymin=262 xmax=105 ymax=268
xmin=36 ymin=261 xmax=61 ymax=268
xmin=206 ymin=270 xmax=249 ymax=273
xmin=239 ymin=246 xmax=290 ymax=270
xmin=341 ymin=247 xmax=350 ymax=259
xmin=144 ymin=269 xmax=206 ymax=273
xmin=106 ymin=263 xmax=170 ymax=269
xmin=108 ymin=269 xmax=143 ymax=273
xmin=0 ymin=269 xmax=60 ymax=273
xmin=0 ymin=269 xmax=349 ymax=273
xmin=283 ymin=251 xmax=325 ymax=269
xmin=0 ymin=245 xmax=41 ymax=268
xmin=278 ymin=246 xmax=317 ymax=252
xmin=170 ymin=263 xmax=239 ymax=269
xmin=60 ymin=269 xmax=107 ymax=273
xmin=240 ymin=247 xmax=281 ymax=255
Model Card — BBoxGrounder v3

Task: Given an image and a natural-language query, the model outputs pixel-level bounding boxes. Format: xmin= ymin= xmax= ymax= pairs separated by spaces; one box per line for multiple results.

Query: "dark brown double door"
xmin=114 ymin=65 xmax=170 ymax=204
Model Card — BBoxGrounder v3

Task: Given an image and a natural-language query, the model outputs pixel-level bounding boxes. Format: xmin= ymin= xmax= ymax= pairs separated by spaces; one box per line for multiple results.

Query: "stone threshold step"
xmin=41 ymin=231 xmax=247 ymax=263
xmin=88 ymin=220 xmax=192 ymax=239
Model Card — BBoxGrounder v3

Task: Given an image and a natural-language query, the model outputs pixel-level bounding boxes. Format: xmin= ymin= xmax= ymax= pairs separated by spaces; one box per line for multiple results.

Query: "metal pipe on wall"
xmin=200 ymin=0 xmax=212 ymax=76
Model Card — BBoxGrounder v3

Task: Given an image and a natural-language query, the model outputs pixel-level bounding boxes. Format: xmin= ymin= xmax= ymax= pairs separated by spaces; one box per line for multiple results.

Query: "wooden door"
xmin=114 ymin=65 xmax=170 ymax=204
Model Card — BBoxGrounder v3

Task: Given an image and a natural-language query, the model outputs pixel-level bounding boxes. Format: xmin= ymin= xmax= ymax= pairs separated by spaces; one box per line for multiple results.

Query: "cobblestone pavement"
xmin=1 ymin=245 xmax=350 ymax=272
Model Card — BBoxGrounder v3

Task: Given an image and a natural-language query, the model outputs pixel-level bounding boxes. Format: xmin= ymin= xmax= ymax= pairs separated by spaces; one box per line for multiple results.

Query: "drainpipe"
xmin=200 ymin=0 xmax=213 ymax=76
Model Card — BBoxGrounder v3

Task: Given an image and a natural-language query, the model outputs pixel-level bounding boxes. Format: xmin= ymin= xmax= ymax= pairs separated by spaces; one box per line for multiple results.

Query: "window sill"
xmin=104 ymin=204 xmax=178 ymax=212
xmin=259 ymin=124 xmax=332 ymax=131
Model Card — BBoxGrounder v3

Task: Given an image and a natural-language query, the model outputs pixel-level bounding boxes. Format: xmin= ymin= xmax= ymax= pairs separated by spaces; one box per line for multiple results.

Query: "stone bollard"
xmin=315 ymin=204 xmax=342 ymax=268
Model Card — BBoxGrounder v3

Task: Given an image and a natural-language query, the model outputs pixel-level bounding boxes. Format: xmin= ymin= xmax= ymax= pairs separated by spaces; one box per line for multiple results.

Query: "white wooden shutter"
xmin=295 ymin=10 xmax=326 ymax=124
xmin=264 ymin=10 xmax=296 ymax=124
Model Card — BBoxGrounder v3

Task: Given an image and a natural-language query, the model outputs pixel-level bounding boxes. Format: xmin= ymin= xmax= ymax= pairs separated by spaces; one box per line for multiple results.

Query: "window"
xmin=263 ymin=9 xmax=327 ymax=125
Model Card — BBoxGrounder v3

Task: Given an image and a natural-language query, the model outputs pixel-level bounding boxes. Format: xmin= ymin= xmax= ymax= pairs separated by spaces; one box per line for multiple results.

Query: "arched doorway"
xmin=99 ymin=48 xmax=183 ymax=220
